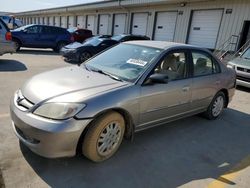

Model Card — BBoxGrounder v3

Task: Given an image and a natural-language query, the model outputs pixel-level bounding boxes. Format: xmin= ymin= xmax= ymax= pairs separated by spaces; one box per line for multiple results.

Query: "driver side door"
xmin=138 ymin=50 xmax=193 ymax=128
xmin=22 ymin=25 xmax=42 ymax=47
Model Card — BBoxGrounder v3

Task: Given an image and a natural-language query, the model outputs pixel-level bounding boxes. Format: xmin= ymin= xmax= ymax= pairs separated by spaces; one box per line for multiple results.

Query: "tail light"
xmin=5 ymin=32 xmax=12 ymax=41
xmin=70 ymin=35 xmax=74 ymax=42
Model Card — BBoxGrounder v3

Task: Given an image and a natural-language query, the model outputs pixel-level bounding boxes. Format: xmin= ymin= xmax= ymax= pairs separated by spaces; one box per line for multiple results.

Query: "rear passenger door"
xmin=190 ymin=50 xmax=221 ymax=110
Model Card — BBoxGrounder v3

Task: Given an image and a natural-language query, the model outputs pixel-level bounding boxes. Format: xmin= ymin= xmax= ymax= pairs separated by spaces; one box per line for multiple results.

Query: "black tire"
xmin=79 ymin=51 xmax=92 ymax=63
xmin=13 ymin=39 xmax=21 ymax=51
xmin=54 ymin=41 xmax=67 ymax=52
xmin=82 ymin=111 xmax=125 ymax=162
xmin=203 ymin=91 xmax=226 ymax=120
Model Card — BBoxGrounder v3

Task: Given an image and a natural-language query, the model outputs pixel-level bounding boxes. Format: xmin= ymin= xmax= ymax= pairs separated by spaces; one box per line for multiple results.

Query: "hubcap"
xmin=212 ymin=96 xmax=224 ymax=117
xmin=97 ymin=122 xmax=121 ymax=156
xmin=80 ymin=52 xmax=91 ymax=62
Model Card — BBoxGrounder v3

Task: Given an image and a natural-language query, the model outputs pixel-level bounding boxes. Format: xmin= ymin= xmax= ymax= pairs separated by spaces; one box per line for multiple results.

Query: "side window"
xmin=192 ymin=52 xmax=220 ymax=77
xmin=27 ymin=26 xmax=41 ymax=34
xmin=154 ymin=52 xmax=187 ymax=81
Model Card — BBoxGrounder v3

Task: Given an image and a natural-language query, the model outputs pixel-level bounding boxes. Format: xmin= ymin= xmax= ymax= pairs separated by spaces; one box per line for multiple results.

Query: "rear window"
xmin=0 ymin=18 xmax=9 ymax=31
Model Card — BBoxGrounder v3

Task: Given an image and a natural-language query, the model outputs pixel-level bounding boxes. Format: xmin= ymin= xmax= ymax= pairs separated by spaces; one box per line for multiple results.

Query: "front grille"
xmin=237 ymin=75 xmax=250 ymax=82
xmin=14 ymin=90 xmax=34 ymax=111
xmin=237 ymin=66 xmax=250 ymax=73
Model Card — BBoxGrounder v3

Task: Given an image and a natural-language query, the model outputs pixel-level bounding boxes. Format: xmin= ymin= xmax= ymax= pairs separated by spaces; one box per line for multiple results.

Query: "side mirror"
xmin=23 ymin=29 xmax=27 ymax=33
xmin=147 ymin=73 xmax=168 ymax=84
xmin=238 ymin=52 xmax=242 ymax=56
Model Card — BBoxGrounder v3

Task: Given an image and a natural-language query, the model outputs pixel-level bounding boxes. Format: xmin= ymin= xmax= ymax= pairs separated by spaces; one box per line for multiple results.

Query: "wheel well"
xmin=219 ymin=89 xmax=229 ymax=108
xmin=75 ymin=108 xmax=135 ymax=155
xmin=12 ymin=37 xmax=21 ymax=45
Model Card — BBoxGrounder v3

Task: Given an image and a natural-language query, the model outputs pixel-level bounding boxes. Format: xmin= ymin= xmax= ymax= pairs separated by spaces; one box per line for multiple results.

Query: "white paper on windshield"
xmin=126 ymin=59 xmax=148 ymax=66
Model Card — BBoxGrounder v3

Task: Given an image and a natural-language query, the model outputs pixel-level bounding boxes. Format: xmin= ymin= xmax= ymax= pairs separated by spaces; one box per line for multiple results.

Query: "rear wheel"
xmin=79 ymin=51 xmax=92 ymax=63
xmin=13 ymin=39 xmax=21 ymax=51
xmin=204 ymin=91 xmax=225 ymax=120
xmin=82 ymin=111 xmax=125 ymax=162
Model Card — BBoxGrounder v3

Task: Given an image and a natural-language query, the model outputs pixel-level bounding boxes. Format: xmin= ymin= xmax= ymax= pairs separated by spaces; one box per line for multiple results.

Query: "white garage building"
xmin=15 ymin=0 xmax=250 ymax=51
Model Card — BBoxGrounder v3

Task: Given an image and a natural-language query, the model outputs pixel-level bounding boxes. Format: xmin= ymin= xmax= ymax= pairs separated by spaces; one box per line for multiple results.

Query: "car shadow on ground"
xmin=0 ymin=59 xmax=27 ymax=72
xmin=17 ymin=49 xmax=60 ymax=56
xmin=20 ymin=108 xmax=250 ymax=188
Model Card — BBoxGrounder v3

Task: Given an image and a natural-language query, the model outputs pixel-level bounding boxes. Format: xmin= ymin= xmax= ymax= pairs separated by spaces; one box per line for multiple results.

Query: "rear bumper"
xmin=0 ymin=41 xmax=16 ymax=55
xmin=10 ymin=98 xmax=92 ymax=158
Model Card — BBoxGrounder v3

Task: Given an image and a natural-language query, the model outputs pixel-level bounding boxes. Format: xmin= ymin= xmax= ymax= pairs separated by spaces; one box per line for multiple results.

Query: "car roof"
xmin=124 ymin=40 xmax=208 ymax=51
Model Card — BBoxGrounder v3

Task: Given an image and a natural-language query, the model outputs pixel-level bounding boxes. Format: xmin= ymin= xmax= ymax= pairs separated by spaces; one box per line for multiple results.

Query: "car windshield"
xmin=242 ymin=48 xmax=250 ymax=60
xmin=83 ymin=37 xmax=103 ymax=46
xmin=111 ymin=35 xmax=125 ymax=41
xmin=85 ymin=43 xmax=163 ymax=82
xmin=13 ymin=25 xmax=32 ymax=31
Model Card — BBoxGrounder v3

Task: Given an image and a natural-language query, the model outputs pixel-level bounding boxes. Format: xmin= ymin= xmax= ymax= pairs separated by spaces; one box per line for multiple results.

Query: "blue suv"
xmin=11 ymin=24 xmax=74 ymax=52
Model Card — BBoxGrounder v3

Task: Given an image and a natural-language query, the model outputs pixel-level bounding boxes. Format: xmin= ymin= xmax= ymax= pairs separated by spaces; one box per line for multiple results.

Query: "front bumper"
xmin=10 ymin=98 xmax=92 ymax=158
xmin=60 ymin=49 xmax=79 ymax=62
xmin=236 ymin=79 xmax=250 ymax=88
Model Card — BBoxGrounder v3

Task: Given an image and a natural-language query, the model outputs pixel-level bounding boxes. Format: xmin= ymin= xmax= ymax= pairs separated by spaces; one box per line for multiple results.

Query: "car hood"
xmin=21 ymin=66 xmax=128 ymax=104
xmin=230 ymin=57 xmax=250 ymax=67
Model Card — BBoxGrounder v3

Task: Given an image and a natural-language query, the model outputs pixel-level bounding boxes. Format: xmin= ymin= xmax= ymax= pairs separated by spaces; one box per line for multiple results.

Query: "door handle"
xmin=182 ymin=86 xmax=190 ymax=92
xmin=215 ymin=80 xmax=221 ymax=85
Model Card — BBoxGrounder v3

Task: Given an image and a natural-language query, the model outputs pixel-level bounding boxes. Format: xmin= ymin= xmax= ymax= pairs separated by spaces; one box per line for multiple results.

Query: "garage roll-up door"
xmin=49 ymin=17 xmax=53 ymax=26
xmin=54 ymin=16 xmax=60 ymax=27
xmin=77 ymin=16 xmax=85 ymax=28
xmin=154 ymin=12 xmax=177 ymax=41
xmin=98 ymin=14 xmax=109 ymax=35
xmin=188 ymin=9 xmax=223 ymax=49
xmin=87 ymin=15 xmax=95 ymax=32
xmin=61 ymin=16 xmax=67 ymax=28
xmin=113 ymin=14 xmax=126 ymax=35
xmin=68 ymin=16 xmax=74 ymax=28
xmin=131 ymin=13 xmax=148 ymax=35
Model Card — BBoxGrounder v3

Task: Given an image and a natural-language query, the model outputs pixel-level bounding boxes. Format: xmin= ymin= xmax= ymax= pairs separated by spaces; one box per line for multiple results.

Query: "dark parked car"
xmin=11 ymin=24 xmax=74 ymax=52
xmin=61 ymin=34 xmax=150 ymax=63
xmin=111 ymin=34 xmax=150 ymax=42
xmin=60 ymin=35 xmax=118 ymax=63
xmin=67 ymin=28 xmax=93 ymax=43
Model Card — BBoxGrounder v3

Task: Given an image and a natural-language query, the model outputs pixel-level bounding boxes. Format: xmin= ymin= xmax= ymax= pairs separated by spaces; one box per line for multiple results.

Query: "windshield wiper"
xmin=92 ymin=68 xmax=123 ymax=82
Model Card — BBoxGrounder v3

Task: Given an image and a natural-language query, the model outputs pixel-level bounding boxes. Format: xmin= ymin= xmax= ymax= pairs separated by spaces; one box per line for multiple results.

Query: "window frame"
xmin=142 ymin=49 xmax=192 ymax=85
xmin=190 ymin=49 xmax=221 ymax=78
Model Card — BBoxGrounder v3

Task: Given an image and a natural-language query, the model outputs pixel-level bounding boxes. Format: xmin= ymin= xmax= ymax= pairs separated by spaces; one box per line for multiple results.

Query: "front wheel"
xmin=204 ymin=91 xmax=225 ymax=120
xmin=13 ymin=39 xmax=21 ymax=51
xmin=79 ymin=51 xmax=92 ymax=63
xmin=82 ymin=111 xmax=125 ymax=162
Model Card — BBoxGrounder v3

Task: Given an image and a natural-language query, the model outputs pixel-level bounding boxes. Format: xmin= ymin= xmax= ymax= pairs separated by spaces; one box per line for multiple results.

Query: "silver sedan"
xmin=10 ymin=41 xmax=236 ymax=162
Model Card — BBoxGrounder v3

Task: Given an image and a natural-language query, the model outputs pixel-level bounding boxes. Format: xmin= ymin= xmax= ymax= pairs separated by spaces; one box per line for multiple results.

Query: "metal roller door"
xmin=61 ymin=16 xmax=67 ymax=28
xmin=188 ymin=9 xmax=223 ymax=49
xmin=98 ymin=14 xmax=109 ymax=35
xmin=154 ymin=12 xmax=177 ymax=41
xmin=49 ymin=17 xmax=54 ymax=26
xmin=113 ymin=14 xmax=126 ymax=35
xmin=87 ymin=15 xmax=95 ymax=32
xmin=54 ymin=16 xmax=60 ymax=27
xmin=68 ymin=16 xmax=74 ymax=28
xmin=131 ymin=13 xmax=148 ymax=35
xmin=77 ymin=16 xmax=85 ymax=28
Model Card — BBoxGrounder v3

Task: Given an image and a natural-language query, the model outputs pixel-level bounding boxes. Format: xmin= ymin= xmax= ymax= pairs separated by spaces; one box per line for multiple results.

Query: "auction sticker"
xmin=127 ymin=59 xmax=148 ymax=66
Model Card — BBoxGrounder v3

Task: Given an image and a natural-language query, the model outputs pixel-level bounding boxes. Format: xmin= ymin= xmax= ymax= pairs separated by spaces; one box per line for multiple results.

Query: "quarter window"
xmin=192 ymin=52 xmax=220 ymax=77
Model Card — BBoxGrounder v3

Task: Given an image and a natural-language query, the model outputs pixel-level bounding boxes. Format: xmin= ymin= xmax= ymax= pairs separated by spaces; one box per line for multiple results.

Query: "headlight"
xmin=33 ymin=103 xmax=86 ymax=120
xmin=227 ymin=63 xmax=235 ymax=69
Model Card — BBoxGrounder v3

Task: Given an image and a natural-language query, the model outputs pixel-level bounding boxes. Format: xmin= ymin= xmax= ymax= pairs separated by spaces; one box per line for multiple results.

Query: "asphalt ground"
xmin=0 ymin=49 xmax=249 ymax=188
